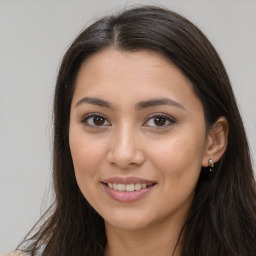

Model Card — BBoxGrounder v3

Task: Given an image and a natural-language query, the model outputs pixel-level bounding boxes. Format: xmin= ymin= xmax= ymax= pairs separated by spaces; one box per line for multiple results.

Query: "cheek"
xmin=69 ymin=129 xmax=106 ymax=192
xmin=146 ymin=134 xmax=204 ymax=216
xmin=149 ymin=130 xmax=205 ymax=184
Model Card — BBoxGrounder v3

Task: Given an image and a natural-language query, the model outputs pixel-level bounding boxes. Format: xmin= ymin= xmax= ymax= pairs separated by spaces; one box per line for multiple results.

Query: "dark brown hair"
xmin=19 ymin=5 xmax=256 ymax=256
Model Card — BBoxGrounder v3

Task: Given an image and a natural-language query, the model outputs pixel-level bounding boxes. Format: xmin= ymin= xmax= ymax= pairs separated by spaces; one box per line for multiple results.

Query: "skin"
xmin=69 ymin=48 xmax=228 ymax=256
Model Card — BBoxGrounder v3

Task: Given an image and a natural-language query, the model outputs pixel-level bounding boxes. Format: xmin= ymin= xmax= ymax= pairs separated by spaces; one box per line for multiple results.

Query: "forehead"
xmin=72 ymin=47 xmax=201 ymax=111
xmin=76 ymin=47 xmax=191 ymax=85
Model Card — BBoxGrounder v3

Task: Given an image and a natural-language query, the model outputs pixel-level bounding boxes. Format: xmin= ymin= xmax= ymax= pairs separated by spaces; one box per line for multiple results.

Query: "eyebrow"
xmin=75 ymin=97 xmax=185 ymax=111
xmin=75 ymin=97 xmax=113 ymax=108
xmin=136 ymin=98 xmax=185 ymax=111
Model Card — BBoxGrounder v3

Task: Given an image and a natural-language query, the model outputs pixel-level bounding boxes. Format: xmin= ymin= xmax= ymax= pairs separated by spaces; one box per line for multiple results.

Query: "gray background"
xmin=0 ymin=0 xmax=255 ymax=252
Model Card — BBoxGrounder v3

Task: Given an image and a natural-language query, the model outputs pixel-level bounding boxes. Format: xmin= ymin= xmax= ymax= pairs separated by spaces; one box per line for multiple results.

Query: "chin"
xmin=103 ymin=209 xmax=154 ymax=231
xmin=106 ymin=219 xmax=151 ymax=231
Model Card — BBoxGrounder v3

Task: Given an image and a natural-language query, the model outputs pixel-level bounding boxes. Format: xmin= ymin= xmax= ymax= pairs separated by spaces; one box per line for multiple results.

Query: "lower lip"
xmin=103 ymin=183 xmax=155 ymax=203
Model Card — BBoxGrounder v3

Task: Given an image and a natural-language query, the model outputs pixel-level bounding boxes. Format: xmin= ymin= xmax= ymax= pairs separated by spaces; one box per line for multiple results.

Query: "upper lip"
xmin=102 ymin=176 xmax=156 ymax=185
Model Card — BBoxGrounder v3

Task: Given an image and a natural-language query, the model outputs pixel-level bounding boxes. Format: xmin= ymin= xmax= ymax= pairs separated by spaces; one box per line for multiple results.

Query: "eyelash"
xmin=143 ymin=113 xmax=175 ymax=128
xmin=81 ymin=113 xmax=110 ymax=128
xmin=81 ymin=113 xmax=175 ymax=128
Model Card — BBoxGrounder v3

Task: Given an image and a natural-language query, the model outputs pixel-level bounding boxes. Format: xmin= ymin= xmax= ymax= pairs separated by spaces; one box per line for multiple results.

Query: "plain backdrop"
xmin=0 ymin=0 xmax=255 ymax=252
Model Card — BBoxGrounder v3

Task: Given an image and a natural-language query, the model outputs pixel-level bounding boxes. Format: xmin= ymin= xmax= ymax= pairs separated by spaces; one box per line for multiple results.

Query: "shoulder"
xmin=1 ymin=252 xmax=28 ymax=256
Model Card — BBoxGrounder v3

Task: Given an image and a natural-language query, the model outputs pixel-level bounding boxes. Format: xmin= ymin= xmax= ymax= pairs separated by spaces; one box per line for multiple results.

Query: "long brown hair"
xmin=18 ymin=6 xmax=256 ymax=256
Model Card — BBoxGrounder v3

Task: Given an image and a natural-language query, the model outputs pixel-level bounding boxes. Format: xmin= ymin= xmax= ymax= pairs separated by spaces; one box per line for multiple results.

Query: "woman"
xmin=12 ymin=5 xmax=256 ymax=256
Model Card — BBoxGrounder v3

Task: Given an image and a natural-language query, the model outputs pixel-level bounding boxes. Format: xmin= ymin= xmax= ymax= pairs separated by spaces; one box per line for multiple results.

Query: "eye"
xmin=144 ymin=114 xmax=175 ymax=128
xmin=82 ymin=114 xmax=110 ymax=127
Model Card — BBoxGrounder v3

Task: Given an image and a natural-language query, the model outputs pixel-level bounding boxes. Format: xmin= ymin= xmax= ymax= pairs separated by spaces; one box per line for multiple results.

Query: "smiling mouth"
xmin=103 ymin=183 xmax=155 ymax=192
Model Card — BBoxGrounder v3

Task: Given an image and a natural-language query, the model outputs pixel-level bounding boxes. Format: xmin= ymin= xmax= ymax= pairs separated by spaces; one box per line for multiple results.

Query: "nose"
xmin=106 ymin=124 xmax=145 ymax=168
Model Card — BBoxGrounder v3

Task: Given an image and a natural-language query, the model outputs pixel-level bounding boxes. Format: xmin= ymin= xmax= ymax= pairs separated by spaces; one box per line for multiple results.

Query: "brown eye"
xmin=154 ymin=116 xmax=167 ymax=126
xmin=83 ymin=114 xmax=110 ymax=127
xmin=144 ymin=114 xmax=174 ymax=128
xmin=93 ymin=116 xmax=105 ymax=126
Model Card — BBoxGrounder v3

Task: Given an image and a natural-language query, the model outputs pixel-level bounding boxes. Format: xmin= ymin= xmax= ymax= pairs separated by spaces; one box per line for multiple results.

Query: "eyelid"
xmin=80 ymin=112 xmax=175 ymax=128
xmin=81 ymin=112 xmax=111 ymax=127
xmin=143 ymin=113 xmax=175 ymax=127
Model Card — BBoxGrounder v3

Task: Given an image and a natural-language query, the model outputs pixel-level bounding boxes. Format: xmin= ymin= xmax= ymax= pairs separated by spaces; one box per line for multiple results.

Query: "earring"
xmin=208 ymin=159 xmax=214 ymax=172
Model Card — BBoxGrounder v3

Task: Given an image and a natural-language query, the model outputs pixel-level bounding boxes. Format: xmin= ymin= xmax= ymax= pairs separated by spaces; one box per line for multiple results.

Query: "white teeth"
xmin=126 ymin=184 xmax=135 ymax=192
xmin=106 ymin=183 xmax=150 ymax=191
xmin=117 ymin=184 xmax=126 ymax=191
xmin=135 ymin=183 xmax=142 ymax=190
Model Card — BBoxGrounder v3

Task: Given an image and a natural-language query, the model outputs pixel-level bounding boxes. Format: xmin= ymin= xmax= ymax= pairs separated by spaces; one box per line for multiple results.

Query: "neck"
xmin=104 ymin=216 xmax=185 ymax=256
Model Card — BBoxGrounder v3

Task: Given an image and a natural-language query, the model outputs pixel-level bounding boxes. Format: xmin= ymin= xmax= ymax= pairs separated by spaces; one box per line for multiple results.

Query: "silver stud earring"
xmin=208 ymin=159 xmax=214 ymax=172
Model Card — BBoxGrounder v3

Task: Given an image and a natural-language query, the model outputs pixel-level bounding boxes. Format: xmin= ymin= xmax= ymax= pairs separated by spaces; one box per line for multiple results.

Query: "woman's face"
xmin=69 ymin=48 xmax=211 ymax=231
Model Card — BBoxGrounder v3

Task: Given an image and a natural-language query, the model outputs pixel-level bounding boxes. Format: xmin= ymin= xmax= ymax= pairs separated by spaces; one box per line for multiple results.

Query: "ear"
xmin=202 ymin=116 xmax=229 ymax=167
